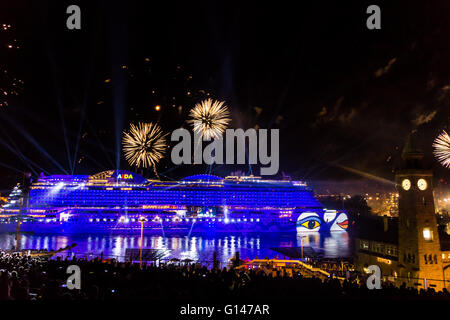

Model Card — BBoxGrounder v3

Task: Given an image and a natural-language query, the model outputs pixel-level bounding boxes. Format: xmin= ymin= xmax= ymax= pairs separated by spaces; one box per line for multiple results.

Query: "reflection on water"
xmin=0 ymin=232 xmax=351 ymax=264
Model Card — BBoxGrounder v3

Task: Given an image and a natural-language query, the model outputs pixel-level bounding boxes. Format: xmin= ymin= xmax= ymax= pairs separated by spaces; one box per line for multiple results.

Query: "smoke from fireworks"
xmin=188 ymin=98 xmax=231 ymax=139
xmin=122 ymin=122 xmax=167 ymax=175
xmin=433 ymin=130 xmax=450 ymax=168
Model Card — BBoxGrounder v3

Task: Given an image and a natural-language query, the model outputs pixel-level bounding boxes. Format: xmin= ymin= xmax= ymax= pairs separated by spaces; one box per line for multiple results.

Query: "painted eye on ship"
xmin=299 ymin=219 xmax=321 ymax=230
xmin=297 ymin=216 xmax=322 ymax=231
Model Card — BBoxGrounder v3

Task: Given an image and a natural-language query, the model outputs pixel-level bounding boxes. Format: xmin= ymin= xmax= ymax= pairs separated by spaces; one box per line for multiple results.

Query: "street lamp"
xmin=300 ymin=236 xmax=307 ymax=261
xmin=138 ymin=216 xmax=148 ymax=269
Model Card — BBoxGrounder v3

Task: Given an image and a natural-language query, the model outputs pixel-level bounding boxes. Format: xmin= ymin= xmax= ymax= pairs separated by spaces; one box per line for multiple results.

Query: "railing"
xmin=235 ymin=258 xmax=347 ymax=281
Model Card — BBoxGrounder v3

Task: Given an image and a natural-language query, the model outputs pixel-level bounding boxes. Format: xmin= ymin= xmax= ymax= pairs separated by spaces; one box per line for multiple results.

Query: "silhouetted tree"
xmin=344 ymin=195 xmax=372 ymax=223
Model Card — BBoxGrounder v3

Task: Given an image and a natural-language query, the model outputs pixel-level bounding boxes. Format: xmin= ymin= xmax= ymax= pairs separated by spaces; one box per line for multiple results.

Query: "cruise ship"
xmin=0 ymin=170 xmax=348 ymax=234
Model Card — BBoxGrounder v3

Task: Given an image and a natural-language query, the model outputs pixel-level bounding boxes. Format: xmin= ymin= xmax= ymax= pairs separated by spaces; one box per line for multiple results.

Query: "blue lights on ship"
xmin=0 ymin=170 xmax=348 ymax=234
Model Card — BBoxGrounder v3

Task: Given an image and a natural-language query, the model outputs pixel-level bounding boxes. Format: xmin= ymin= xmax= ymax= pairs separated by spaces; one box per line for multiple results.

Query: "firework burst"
xmin=188 ymin=98 xmax=231 ymax=139
xmin=122 ymin=122 xmax=167 ymax=175
xmin=433 ymin=130 xmax=450 ymax=168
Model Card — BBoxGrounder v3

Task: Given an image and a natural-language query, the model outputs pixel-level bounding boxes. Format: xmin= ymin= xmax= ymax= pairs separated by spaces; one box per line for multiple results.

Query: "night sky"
xmin=0 ymin=0 xmax=449 ymax=194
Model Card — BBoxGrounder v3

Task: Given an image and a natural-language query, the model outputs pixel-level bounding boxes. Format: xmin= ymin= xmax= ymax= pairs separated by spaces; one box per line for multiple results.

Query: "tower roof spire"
xmin=400 ymin=130 xmax=425 ymax=170
xmin=402 ymin=130 xmax=424 ymax=161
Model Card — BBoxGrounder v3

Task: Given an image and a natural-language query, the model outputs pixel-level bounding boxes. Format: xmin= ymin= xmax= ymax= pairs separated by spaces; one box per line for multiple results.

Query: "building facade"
xmin=355 ymin=134 xmax=450 ymax=291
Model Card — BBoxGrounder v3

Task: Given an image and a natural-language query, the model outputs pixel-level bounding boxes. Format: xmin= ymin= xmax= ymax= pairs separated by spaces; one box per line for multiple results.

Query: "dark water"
xmin=0 ymin=231 xmax=352 ymax=265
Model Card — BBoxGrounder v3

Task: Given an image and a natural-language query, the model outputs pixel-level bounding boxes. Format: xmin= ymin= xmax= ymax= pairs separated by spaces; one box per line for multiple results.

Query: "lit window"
xmin=423 ymin=228 xmax=433 ymax=241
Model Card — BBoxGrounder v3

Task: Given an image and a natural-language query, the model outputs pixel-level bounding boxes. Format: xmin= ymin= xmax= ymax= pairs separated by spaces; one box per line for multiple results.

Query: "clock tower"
xmin=395 ymin=132 xmax=443 ymax=290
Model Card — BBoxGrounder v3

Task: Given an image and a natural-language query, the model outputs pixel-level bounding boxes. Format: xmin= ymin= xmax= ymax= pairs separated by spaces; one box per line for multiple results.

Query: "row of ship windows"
xmin=30 ymin=201 xmax=316 ymax=205
xmin=30 ymin=199 xmax=318 ymax=205
xmin=30 ymin=191 xmax=314 ymax=198
xmin=88 ymin=217 xmax=261 ymax=223
xmin=34 ymin=187 xmax=307 ymax=192
xmin=28 ymin=203 xmax=318 ymax=209
xmin=31 ymin=198 xmax=315 ymax=201
xmin=30 ymin=201 xmax=317 ymax=206
xmin=30 ymin=196 xmax=315 ymax=202
xmin=0 ymin=218 xmax=262 ymax=223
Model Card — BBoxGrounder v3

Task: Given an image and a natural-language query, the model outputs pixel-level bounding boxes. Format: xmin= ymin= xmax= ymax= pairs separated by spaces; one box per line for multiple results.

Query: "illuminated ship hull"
xmin=0 ymin=171 xmax=348 ymax=234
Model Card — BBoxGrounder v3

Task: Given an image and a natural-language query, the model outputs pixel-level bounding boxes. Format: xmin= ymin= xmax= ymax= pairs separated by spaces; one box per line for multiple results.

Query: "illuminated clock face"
xmin=417 ymin=178 xmax=427 ymax=191
xmin=402 ymin=179 xmax=411 ymax=191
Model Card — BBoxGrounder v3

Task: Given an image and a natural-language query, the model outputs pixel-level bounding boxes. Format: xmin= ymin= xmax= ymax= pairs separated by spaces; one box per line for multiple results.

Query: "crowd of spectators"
xmin=1 ymin=251 xmax=450 ymax=300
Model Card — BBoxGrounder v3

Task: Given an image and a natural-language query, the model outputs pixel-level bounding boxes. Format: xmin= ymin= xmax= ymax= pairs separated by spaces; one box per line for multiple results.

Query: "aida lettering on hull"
xmin=117 ymin=174 xmax=134 ymax=180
